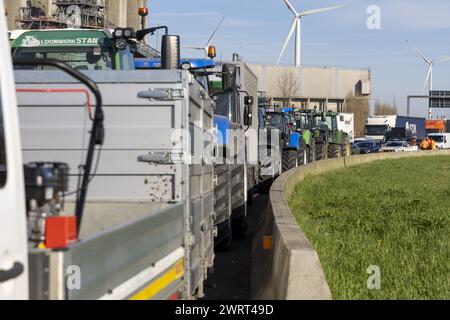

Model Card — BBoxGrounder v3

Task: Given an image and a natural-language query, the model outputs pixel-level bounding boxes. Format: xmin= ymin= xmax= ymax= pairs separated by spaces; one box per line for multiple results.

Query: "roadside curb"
xmin=251 ymin=150 xmax=450 ymax=300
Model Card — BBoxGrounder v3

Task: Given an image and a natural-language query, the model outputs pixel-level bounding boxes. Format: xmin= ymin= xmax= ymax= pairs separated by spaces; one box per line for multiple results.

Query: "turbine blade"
xmin=206 ymin=15 xmax=226 ymax=47
xmin=423 ymin=67 xmax=432 ymax=94
xmin=406 ymin=40 xmax=431 ymax=65
xmin=282 ymin=0 xmax=299 ymax=15
xmin=434 ymin=56 xmax=450 ymax=64
xmin=299 ymin=4 xmax=347 ymax=17
xmin=277 ymin=17 xmax=298 ymax=64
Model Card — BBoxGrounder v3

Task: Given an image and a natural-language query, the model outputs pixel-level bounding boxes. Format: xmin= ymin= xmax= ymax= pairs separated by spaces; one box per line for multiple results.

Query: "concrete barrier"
xmin=251 ymin=150 xmax=450 ymax=300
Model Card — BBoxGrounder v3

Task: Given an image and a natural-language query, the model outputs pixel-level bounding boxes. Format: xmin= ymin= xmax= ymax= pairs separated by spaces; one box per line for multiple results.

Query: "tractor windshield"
xmin=267 ymin=113 xmax=284 ymax=130
xmin=13 ymin=46 xmax=114 ymax=71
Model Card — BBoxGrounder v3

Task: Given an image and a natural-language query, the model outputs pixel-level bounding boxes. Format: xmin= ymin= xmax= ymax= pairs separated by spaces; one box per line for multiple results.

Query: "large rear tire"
xmin=328 ymin=144 xmax=341 ymax=159
xmin=315 ymin=143 xmax=324 ymax=161
xmin=282 ymin=149 xmax=297 ymax=172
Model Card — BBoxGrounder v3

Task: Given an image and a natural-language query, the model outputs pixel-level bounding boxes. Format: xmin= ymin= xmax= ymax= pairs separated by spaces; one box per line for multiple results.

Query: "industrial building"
xmin=249 ymin=64 xmax=371 ymax=112
xmin=6 ymin=0 xmax=146 ymax=30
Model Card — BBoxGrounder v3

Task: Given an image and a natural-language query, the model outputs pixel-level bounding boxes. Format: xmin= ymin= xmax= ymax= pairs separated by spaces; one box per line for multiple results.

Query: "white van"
xmin=428 ymin=133 xmax=450 ymax=149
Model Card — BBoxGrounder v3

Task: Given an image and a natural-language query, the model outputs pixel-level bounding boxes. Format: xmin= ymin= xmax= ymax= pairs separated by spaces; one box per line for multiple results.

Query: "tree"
xmin=278 ymin=69 xmax=299 ymax=106
xmin=374 ymin=102 xmax=397 ymax=115
xmin=345 ymin=95 xmax=370 ymax=138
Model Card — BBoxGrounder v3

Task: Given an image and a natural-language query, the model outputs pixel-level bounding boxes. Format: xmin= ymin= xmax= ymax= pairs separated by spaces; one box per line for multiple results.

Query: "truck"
xmin=425 ymin=119 xmax=450 ymax=134
xmin=2 ymin=4 xmax=216 ymax=300
xmin=365 ymin=115 xmax=426 ymax=144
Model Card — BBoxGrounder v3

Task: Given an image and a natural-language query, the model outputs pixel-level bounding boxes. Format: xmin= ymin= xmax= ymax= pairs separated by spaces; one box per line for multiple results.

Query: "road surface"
xmin=202 ymin=195 xmax=268 ymax=300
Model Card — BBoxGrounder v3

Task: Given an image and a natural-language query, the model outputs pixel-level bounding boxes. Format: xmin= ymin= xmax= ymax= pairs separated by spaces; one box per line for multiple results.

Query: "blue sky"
xmin=147 ymin=0 xmax=450 ymax=118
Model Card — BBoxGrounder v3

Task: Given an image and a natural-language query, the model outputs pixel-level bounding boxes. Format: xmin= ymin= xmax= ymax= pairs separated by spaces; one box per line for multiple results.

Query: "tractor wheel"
xmin=282 ymin=149 xmax=297 ymax=172
xmin=328 ymin=144 xmax=341 ymax=159
xmin=315 ymin=143 xmax=324 ymax=161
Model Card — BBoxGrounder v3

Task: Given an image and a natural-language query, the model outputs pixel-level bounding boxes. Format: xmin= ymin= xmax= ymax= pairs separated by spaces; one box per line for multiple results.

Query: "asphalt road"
xmin=202 ymin=194 xmax=268 ymax=300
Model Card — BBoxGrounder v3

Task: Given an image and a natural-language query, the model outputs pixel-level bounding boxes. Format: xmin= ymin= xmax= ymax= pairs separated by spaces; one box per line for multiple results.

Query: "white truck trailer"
xmin=365 ymin=115 xmax=426 ymax=143
xmin=1 ymin=4 xmax=215 ymax=299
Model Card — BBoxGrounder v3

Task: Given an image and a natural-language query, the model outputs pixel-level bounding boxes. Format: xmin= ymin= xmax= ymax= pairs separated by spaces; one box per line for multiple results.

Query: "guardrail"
xmin=251 ymin=150 xmax=450 ymax=300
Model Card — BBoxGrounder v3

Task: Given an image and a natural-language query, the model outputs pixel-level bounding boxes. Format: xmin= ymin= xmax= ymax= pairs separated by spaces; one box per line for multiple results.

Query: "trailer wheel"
xmin=282 ymin=149 xmax=297 ymax=172
xmin=216 ymin=219 xmax=233 ymax=251
xmin=232 ymin=208 xmax=248 ymax=239
xmin=247 ymin=188 xmax=255 ymax=206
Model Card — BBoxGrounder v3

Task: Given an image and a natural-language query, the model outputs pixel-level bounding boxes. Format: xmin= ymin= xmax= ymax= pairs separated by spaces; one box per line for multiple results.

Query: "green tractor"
xmin=325 ymin=111 xmax=351 ymax=158
xmin=295 ymin=110 xmax=330 ymax=162
xmin=9 ymin=27 xmax=161 ymax=71
xmin=293 ymin=110 xmax=316 ymax=163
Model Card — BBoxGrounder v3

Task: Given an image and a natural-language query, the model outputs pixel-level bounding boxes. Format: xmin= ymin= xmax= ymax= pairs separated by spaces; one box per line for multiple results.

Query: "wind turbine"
xmin=277 ymin=0 xmax=346 ymax=67
xmin=185 ymin=16 xmax=226 ymax=58
xmin=407 ymin=40 xmax=450 ymax=94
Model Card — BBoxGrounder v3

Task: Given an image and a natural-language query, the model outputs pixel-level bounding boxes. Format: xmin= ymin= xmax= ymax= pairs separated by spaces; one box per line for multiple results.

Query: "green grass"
xmin=289 ymin=156 xmax=450 ymax=300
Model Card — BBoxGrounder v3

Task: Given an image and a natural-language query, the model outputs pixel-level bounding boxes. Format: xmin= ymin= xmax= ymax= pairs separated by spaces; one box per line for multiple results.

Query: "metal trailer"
xmin=216 ymin=56 xmax=261 ymax=243
xmin=15 ymin=69 xmax=215 ymax=300
xmin=232 ymin=55 xmax=260 ymax=197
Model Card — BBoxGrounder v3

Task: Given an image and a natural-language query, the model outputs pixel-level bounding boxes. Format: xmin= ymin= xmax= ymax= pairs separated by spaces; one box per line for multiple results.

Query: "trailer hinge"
xmin=138 ymin=152 xmax=184 ymax=164
xmin=137 ymin=88 xmax=185 ymax=101
xmin=186 ymin=233 xmax=196 ymax=247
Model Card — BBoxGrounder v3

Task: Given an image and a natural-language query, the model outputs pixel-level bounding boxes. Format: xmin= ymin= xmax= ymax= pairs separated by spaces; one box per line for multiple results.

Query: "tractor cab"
xmin=10 ymin=27 xmax=160 ymax=71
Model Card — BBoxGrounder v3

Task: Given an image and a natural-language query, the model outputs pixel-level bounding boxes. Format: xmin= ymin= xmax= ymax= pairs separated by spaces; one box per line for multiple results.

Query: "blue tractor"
xmin=264 ymin=107 xmax=307 ymax=172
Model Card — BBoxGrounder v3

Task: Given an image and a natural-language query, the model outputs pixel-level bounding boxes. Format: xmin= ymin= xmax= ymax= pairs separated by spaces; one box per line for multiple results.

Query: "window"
xmin=13 ymin=46 xmax=114 ymax=70
xmin=365 ymin=125 xmax=387 ymax=136
xmin=0 ymin=91 xmax=6 ymax=187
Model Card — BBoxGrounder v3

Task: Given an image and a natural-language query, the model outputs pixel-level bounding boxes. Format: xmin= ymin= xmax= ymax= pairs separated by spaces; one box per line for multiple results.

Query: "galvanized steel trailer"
xmin=15 ymin=69 xmax=215 ymax=299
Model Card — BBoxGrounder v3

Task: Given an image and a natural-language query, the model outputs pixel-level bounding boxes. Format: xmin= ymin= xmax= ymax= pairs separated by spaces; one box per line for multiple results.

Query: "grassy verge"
xmin=289 ymin=156 xmax=450 ymax=300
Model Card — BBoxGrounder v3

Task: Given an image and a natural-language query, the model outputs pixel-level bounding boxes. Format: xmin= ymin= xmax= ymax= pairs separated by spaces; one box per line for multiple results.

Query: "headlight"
xmin=123 ymin=28 xmax=133 ymax=38
xmin=113 ymin=29 xmax=123 ymax=38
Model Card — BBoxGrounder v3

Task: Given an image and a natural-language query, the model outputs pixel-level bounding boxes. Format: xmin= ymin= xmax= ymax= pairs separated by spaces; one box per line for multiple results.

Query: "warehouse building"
xmin=248 ymin=64 xmax=371 ymax=112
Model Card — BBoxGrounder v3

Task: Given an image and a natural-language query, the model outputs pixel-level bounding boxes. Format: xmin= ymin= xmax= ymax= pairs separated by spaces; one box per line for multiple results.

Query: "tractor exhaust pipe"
xmin=161 ymin=35 xmax=180 ymax=70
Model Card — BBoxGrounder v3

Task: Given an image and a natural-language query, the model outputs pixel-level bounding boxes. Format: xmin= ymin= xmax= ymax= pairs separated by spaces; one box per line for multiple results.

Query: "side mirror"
xmin=222 ymin=64 xmax=236 ymax=92
xmin=244 ymin=95 xmax=254 ymax=106
xmin=244 ymin=105 xmax=253 ymax=127
xmin=161 ymin=35 xmax=180 ymax=70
